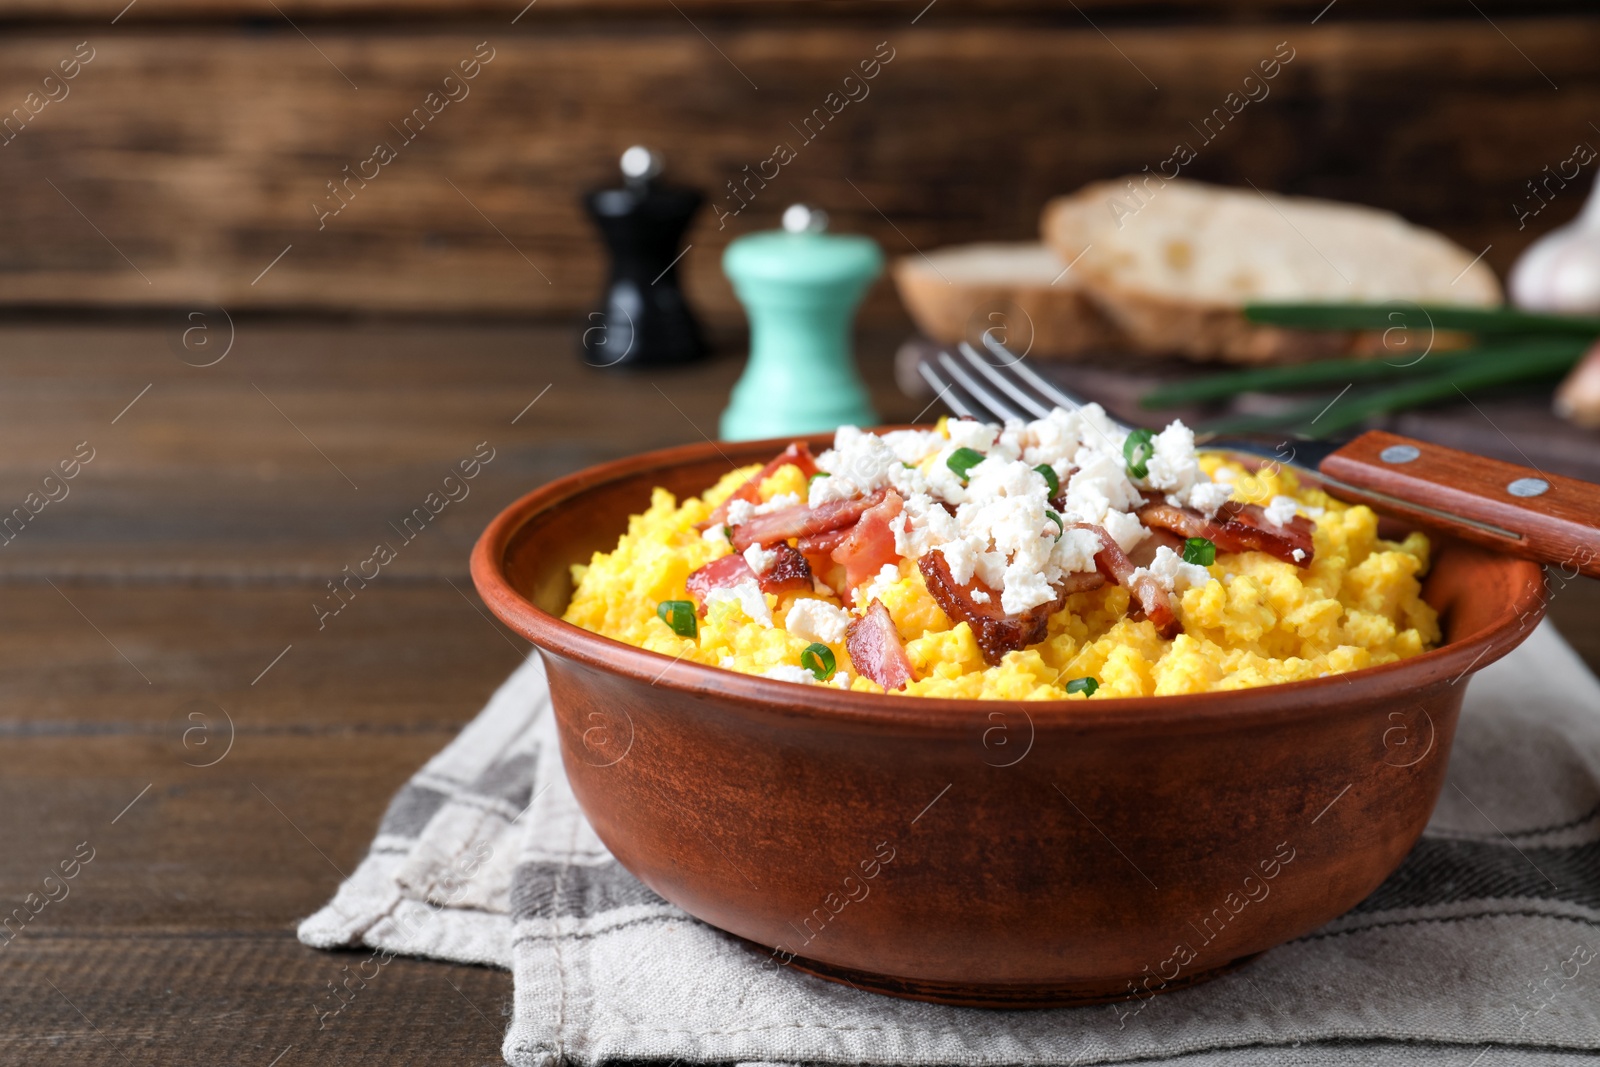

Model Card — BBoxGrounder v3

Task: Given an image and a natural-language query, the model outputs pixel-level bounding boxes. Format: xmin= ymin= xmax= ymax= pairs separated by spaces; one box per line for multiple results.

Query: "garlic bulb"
xmin=1510 ymin=173 xmax=1600 ymax=313
xmin=1554 ymin=339 xmax=1600 ymax=428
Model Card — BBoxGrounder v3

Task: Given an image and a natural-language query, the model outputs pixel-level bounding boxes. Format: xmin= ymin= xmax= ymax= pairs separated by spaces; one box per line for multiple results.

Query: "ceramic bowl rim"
xmin=470 ymin=432 xmax=1548 ymax=732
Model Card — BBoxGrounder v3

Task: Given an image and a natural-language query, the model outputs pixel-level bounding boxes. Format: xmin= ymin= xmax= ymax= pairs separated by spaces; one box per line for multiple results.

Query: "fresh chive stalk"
xmin=1307 ymin=347 xmax=1580 ymax=437
xmin=1200 ymin=342 xmax=1583 ymax=438
xmin=1142 ymin=337 xmax=1588 ymax=409
xmin=1242 ymin=302 xmax=1600 ymax=336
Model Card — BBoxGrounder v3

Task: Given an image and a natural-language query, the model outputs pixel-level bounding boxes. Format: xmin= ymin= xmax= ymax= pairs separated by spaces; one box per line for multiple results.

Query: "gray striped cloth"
xmin=300 ymin=620 xmax=1600 ymax=1065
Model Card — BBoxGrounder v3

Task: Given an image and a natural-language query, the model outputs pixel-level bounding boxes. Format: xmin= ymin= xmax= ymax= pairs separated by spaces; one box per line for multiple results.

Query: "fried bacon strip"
xmin=795 ymin=527 xmax=850 ymax=597
xmin=1074 ymin=523 xmax=1182 ymax=639
xmin=845 ymin=599 xmax=916 ymax=691
xmin=685 ymin=545 xmax=813 ymax=613
xmin=730 ymin=488 xmax=888 ymax=552
xmin=830 ymin=491 xmax=904 ymax=599
xmin=1138 ymin=500 xmax=1314 ymax=567
xmin=796 ymin=526 xmax=851 ymax=564
xmin=757 ymin=544 xmax=814 ymax=594
xmin=917 ymin=553 xmax=1093 ymax=666
xmin=1128 ymin=527 xmax=1185 ymax=569
xmin=699 ymin=442 xmax=817 ymax=530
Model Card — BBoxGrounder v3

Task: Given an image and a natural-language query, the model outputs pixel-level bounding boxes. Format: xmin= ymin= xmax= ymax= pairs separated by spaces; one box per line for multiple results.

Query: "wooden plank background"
xmin=0 ymin=320 xmax=926 ymax=1065
xmin=9 ymin=1 xmax=1598 ymax=22
xmin=0 ymin=3 xmax=1596 ymax=321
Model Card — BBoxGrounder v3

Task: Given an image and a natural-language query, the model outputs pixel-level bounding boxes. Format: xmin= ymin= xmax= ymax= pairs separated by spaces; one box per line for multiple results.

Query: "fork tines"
xmin=915 ymin=336 xmax=1097 ymax=426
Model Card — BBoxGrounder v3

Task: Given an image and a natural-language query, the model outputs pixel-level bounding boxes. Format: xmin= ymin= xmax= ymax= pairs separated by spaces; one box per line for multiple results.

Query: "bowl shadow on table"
xmin=472 ymin=436 xmax=1546 ymax=1008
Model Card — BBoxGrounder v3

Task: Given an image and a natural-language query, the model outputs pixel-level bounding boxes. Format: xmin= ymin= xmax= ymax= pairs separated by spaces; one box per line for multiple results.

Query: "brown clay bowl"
xmin=470 ymin=433 xmax=1547 ymax=1008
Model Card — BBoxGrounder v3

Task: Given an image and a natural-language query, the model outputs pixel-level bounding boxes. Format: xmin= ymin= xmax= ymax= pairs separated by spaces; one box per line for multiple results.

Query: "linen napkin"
xmin=300 ymin=620 xmax=1600 ymax=1066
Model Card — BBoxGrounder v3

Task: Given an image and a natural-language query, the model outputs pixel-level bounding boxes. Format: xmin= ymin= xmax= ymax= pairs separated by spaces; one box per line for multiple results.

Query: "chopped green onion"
xmin=1045 ymin=510 xmax=1063 ymax=540
xmin=1034 ymin=464 xmax=1059 ymax=497
xmin=1123 ymin=429 xmax=1155 ymax=480
xmin=723 ymin=525 xmax=733 ymax=541
xmin=656 ymin=600 xmax=698 ymax=638
xmin=807 ymin=471 xmax=826 ymax=485
xmin=946 ymin=447 xmax=986 ymax=481
xmin=1065 ymin=676 xmax=1099 ymax=696
xmin=1182 ymin=537 xmax=1216 ymax=566
xmin=801 ymin=643 xmax=836 ymax=681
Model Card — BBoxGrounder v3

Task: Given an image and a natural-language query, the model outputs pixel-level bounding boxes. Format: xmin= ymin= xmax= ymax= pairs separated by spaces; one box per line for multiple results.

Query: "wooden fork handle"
xmin=1319 ymin=430 xmax=1600 ymax=580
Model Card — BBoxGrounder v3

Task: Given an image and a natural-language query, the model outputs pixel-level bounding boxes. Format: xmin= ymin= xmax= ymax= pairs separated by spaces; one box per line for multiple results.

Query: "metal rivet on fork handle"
xmin=1380 ymin=444 xmax=1421 ymax=464
xmin=1507 ymin=477 xmax=1550 ymax=498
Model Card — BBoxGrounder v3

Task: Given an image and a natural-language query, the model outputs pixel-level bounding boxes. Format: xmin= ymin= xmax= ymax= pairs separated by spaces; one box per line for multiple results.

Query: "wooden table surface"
xmin=2 ymin=320 xmax=1596 ymax=1066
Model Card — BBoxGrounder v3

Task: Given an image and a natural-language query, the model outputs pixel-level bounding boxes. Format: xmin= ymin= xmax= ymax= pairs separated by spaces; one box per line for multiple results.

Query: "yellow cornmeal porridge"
xmin=562 ymin=440 xmax=1439 ymax=700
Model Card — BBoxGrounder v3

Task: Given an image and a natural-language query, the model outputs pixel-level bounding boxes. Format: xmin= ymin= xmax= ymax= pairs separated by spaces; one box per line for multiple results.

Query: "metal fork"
xmin=912 ymin=335 xmax=1599 ymax=567
xmin=916 ymin=335 xmax=1142 ymax=433
xmin=914 ymin=334 xmax=1308 ymax=462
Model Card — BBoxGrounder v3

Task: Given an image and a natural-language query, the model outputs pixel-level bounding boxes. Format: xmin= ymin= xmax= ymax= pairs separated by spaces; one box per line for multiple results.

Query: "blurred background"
xmin=1 ymin=0 xmax=1595 ymax=327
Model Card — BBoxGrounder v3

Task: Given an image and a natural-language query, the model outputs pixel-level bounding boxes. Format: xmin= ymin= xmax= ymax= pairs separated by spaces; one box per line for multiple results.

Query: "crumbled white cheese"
xmin=1142 ymin=421 xmax=1234 ymax=517
xmin=894 ymin=492 xmax=957 ymax=559
xmin=998 ymin=567 xmax=1055 ymax=614
xmin=1292 ymin=548 xmax=1307 ymax=562
xmin=879 ymin=428 xmax=945 ymax=464
xmin=761 ymin=665 xmax=815 ymax=685
xmin=946 ymin=418 xmax=999 ymax=453
xmin=726 ymin=499 xmax=755 ymax=526
xmin=1183 ymin=481 xmax=1235 ymax=517
xmin=1263 ymin=495 xmax=1299 ymax=527
xmin=969 ymin=588 xmax=991 ymax=604
xmin=783 ymin=405 xmax=1236 ymax=619
xmin=1064 ymin=453 xmax=1143 ymax=531
xmin=1017 ymin=407 xmax=1088 ymax=467
xmin=702 ymin=524 xmax=729 ymax=544
xmin=935 ymin=538 xmax=978 ymax=586
xmin=742 ymin=544 xmax=776 ymax=574
xmin=719 ymin=656 xmax=735 ymax=668
xmin=703 ymin=578 xmax=771 ymax=625
xmin=831 ymin=670 xmax=851 ymax=689
xmin=784 ymin=598 xmax=852 ymax=646
xmin=752 ymin=492 xmax=800 ymax=515
xmin=1102 ymin=510 xmax=1148 ymax=555
xmin=810 ymin=425 xmax=932 ymax=507
xmin=1055 ymin=526 xmax=1104 ymax=574
xmin=858 ymin=562 xmax=901 ymax=607
xmin=1128 ymin=545 xmax=1214 ymax=595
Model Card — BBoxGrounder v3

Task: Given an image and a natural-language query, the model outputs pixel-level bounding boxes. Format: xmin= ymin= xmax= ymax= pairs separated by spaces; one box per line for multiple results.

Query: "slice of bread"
xmin=893 ymin=242 xmax=1121 ymax=359
xmin=1042 ymin=178 xmax=1503 ymax=363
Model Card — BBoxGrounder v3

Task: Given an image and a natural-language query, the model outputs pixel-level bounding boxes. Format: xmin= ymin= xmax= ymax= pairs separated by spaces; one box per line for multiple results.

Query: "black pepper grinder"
xmin=579 ymin=146 xmax=708 ymax=368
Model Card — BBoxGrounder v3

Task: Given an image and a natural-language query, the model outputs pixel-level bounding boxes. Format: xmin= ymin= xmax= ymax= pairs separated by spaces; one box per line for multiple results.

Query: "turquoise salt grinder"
xmin=719 ymin=204 xmax=883 ymax=441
